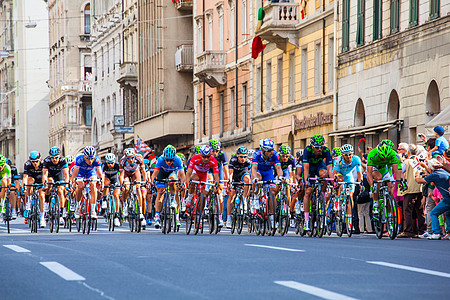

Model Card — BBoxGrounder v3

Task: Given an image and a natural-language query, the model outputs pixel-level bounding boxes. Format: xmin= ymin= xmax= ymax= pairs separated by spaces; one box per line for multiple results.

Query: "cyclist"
xmin=251 ymin=139 xmax=284 ymax=226
xmin=184 ymin=145 xmax=221 ymax=226
xmin=71 ymin=146 xmax=103 ymax=220
xmin=6 ymin=159 xmax=20 ymax=219
xmin=209 ymin=139 xmax=229 ymax=215
xmin=22 ymin=151 xmax=46 ymax=227
xmin=42 ymin=146 xmax=69 ymax=225
xmin=332 ymin=147 xmax=341 ymax=160
xmin=102 ymin=153 xmax=121 ymax=227
xmin=302 ymin=135 xmax=333 ymax=231
xmin=332 ymin=144 xmax=363 ymax=224
xmin=278 ymin=144 xmax=297 ymax=227
xmin=0 ymin=155 xmax=12 ymax=217
xmin=151 ymin=145 xmax=186 ymax=229
xmin=366 ymin=139 xmax=405 ymax=213
xmin=226 ymin=146 xmax=252 ymax=228
xmin=119 ymin=148 xmax=147 ymax=223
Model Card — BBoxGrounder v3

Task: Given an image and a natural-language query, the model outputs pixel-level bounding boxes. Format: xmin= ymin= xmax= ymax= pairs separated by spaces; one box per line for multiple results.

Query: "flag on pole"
xmin=300 ymin=0 xmax=308 ymax=19
xmin=135 ymin=136 xmax=152 ymax=156
xmin=251 ymin=36 xmax=266 ymax=59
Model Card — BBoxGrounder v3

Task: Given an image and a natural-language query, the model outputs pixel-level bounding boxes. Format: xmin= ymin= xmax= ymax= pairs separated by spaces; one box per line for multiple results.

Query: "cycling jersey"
xmin=366 ymin=148 xmax=401 ymax=169
xmin=214 ymin=150 xmax=228 ymax=167
xmin=279 ymin=155 xmax=296 ymax=178
xmin=188 ymin=154 xmax=219 ymax=182
xmin=302 ymin=145 xmax=333 ymax=166
xmin=10 ymin=166 xmax=19 ymax=181
xmin=24 ymin=160 xmax=44 ymax=183
xmin=43 ymin=156 xmax=68 ymax=181
xmin=154 ymin=156 xmax=183 ymax=173
xmin=333 ymin=155 xmax=362 ymax=191
xmin=73 ymin=154 xmax=101 ymax=178
xmin=0 ymin=164 xmax=11 ymax=180
xmin=102 ymin=162 xmax=120 ymax=187
xmin=252 ymin=150 xmax=281 ymax=181
xmin=119 ymin=154 xmax=145 ymax=177
xmin=228 ymin=155 xmax=251 ymax=182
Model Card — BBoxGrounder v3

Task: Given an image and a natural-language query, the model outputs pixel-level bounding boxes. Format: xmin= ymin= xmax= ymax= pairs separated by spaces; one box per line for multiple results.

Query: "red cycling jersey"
xmin=188 ymin=154 xmax=219 ymax=177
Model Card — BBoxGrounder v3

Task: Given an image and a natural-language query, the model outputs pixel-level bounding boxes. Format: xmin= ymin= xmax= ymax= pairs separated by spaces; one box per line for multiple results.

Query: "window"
xmin=218 ymin=7 xmax=224 ymax=50
xmin=409 ymin=0 xmax=419 ymax=26
xmin=289 ymin=51 xmax=295 ymax=103
xmin=256 ymin=65 xmax=262 ymax=112
xmin=342 ymin=0 xmax=350 ymax=52
xmin=112 ymin=39 xmax=115 ymax=70
xmin=301 ymin=47 xmax=308 ymax=98
xmin=242 ymin=1 xmax=247 ymax=37
xmin=373 ymin=0 xmax=382 ymax=40
xmin=198 ymin=98 xmax=203 ymax=139
xmin=229 ymin=2 xmax=235 ymax=46
xmin=328 ymin=36 xmax=334 ymax=90
xmin=84 ymin=4 xmax=90 ymax=34
xmin=106 ymin=44 xmax=110 ymax=74
xmin=85 ymin=105 xmax=91 ymax=126
xmin=430 ymin=0 xmax=440 ymax=19
xmin=356 ymin=0 xmax=365 ymax=46
xmin=208 ymin=95 xmax=213 ymax=138
xmin=242 ymin=83 xmax=247 ymax=129
xmin=208 ymin=14 xmax=213 ymax=50
xmin=266 ymin=60 xmax=272 ymax=111
xmin=101 ymin=99 xmax=105 ymax=124
xmin=106 ymin=97 xmax=111 ymax=121
xmin=230 ymin=87 xmax=235 ymax=132
xmin=391 ymin=0 xmax=399 ymax=34
xmin=277 ymin=55 xmax=283 ymax=105
xmin=197 ymin=20 xmax=203 ymax=54
xmin=314 ymin=42 xmax=321 ymax=95
xmin=219 ymin=92 xmax=224 ymax=137
xmin=112 ymin=93 xmax=116 ymax=116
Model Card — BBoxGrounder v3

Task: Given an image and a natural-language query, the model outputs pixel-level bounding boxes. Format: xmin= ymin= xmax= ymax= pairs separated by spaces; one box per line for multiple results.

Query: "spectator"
xmin=426 ymin=138 xmax=437 ymax=158
xmin=429 ymin=126 xmax=449 ymax=157
xmin=430 ymin=184 xmax=446 ymax=236
xmin=415 ymin=159 xmax=450 ymax=239
xmin=444 ymin=148 xmax=450 ymax=163
xmin=397 ymin=142 xmax=408 ymax=160
xmin=357 ymin=165 xmax=373 ymax=233
xmin=397 ymin=144 xmax=426 ymax=238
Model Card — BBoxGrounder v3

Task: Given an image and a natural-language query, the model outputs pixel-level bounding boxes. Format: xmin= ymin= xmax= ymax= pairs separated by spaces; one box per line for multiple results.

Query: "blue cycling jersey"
xmin=73 ymin=154 xmax=101 ymax=174
xmin=332 ymin=155 xmax=362 ymax=177
xmin=154 ymin=155 xmax=183 ymax=173
xmin=252 ymin=150 xmax=281 ymax=172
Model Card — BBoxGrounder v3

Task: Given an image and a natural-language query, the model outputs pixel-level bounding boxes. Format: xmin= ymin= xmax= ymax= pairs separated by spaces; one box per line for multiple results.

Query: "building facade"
xmin=47 ymin=0 xmax=92 ymax=157
xmin=0 ymin=0 xmax=15 ymax=163
xmin=253 ymin=0 xmax=336 ymax=153
xmin=193 ymin=0 xmax=254 ymax=156
xmin=91 ymin=0 xmax=127 ymax=157
xmin=136 ymin=0 xmax=194 ymax=154
xmin=333 ymin=0 xmax=450 ymax=148
xmin=14 ymin=0 xmax=49 ymax=170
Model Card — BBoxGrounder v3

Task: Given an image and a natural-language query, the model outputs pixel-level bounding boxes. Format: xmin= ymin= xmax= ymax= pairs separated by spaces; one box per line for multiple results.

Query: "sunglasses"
xmin=238 ymin=155 xmax=247 ymax=159
xmin=126 ymin=156 xmax=135 ymax=160
xmin=280 ymin=154 xmax=290 ymax=157
xmin=31 ymin=160 xmax=40 ymax=163
xmin=343 ymin=153 xmax=352 ymax=157
xmin=50 ymin=156 xmax=60 ymax=160
xmin=106 ymin=162 xmax=114 ymax=164
xmin=85 ymin=157 xmax=95 ymax=161
xmin=201 ymin=155 xmax=210 ymax=159
xmin=314 ymin=146 xmax=323 ymax=149
xmin=165 ymin=159 xmax=174 ymax=162
xmin=212 ymin=149 xmax=219 ymax=152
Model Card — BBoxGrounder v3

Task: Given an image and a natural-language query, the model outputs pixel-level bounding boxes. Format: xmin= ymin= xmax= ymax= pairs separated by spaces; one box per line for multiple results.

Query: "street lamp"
xmin=25 ymin=17 xmax=37 ymax=29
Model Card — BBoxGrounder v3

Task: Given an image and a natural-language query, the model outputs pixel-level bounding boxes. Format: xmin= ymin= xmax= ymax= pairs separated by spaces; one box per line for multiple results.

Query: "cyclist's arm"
xmin=327 ymin=164 xmax=333 ymax=178
xmin=275 ymin=164 xmax=283 ymax=178
xmin=332 ymin=169 xmax=340 ymax=177
xmin=22 ymin=174 xmax=28 ymax=189
xmin=223 ymin=165 xmax=229 ymax=181
xmin=96 ymin=167 xmax=103 ymax=182
xmin=139 ymin=162 xmax=147 ymax=182
xmin=392 ymin=163 xmax=403 ymax=180
xmin=303 ymin=163 xmax=310 ymax=181
xmin=119 ymin=170 xmax=125 ymax=186
xmin=151 ymin=168 xmax=159 ymax=182
xmin=415 ymin=177 xmax=427 ymax=184
xmin=289 ymin=170 xmax=296 ymax=184
xmin=42 ymin=168 xmax=48 ymax=184
xmin=70 ymin=167 xmax=79 ymax=184
xmin=213 ymin=172 xmax=220 ymax=184
xmin=366 ymin=165 xmax=374 ymax=186
xmin=177 ymin=169 xmax=186 ymax=184
xmin=185 ymin=167 xmax=193 ymax=185
xmin=228 ymin=167 xmax=234 ymax=179
xmin=63 ymin=167 xmax=69 ymax=183
xmin=356 ymin=170 xmax=362 ymax=183
xmin=251 ymin=164 xmax=258 ymax=181
xmin=296 ymin=165 xmax=302 ymax=183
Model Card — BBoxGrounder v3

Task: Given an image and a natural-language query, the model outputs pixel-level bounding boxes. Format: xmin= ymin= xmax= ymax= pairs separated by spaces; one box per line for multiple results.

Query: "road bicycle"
xmin=24 ymin=183 xmax=44 ymax=233
xmin=156 ymin=178 xmax=180 ymax=234
xmin=76 ymin=178 xmax=100 ymax=235
xmin=335 ymin=182 xmax=361 ymax=237
xmin=46 ymin=181 xmax=69 ymax=233
xmin=253 ymin=180 xmax=277 ymax=236
xmin=275 ymin=180 xmax=291 ymax=236
xmin=229 ymin=182 xmax=252 ymax=235
xmin=104 ymin=184 xmax=118 ymax=231
xmin=372 ymin=180 xmax=401 ymax=240
xmin=0 ymin=186 xmax=11 ymax=234
xmin=307 ymin=177 xmax=334 ymax=238
xmin=123 ymin=181 xmax=145 ymax=233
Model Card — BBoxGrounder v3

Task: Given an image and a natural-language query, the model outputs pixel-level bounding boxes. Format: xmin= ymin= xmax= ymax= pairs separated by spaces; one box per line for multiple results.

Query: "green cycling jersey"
xmin=366 ymin=148 xmax=401 ymax=169
xmin=0 ymin=164 xmax=11 ymax=180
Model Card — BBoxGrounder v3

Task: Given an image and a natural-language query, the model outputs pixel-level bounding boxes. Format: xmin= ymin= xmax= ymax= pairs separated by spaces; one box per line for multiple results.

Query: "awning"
xmin=425 ymin=105 xmax=450 ymax=128
xmin=329 ymin=119 xmax=403 ymax=137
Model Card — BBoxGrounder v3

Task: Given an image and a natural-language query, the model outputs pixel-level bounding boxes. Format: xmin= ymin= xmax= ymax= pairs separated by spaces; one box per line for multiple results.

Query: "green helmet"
xmin=194 ymin=145 xmax=202 ymax=154
xmin=332 ymin=147 xmax=341 ymax=157
xmin=177 ymin=152 xmax=185 ymax=162
xmin=0 ymin=155 xmax=5 ymax=165
xmin=377 ymin=139 xmax=393 ymax=158
xmin=310 ymin=134 xmax=325 ymax=146
xmin=279 ymin=144 xmax=291 ymax=155
xmin=209 ymin=139 xmax=221 ymax=150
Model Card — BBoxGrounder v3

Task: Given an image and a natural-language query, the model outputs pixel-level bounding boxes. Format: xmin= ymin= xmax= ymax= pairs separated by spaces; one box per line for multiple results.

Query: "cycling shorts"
xmin=257 ymin=168 xmax=275 ymax=182
xmin=105 ymin=175 xmax=120 ymax=189
xmin=28 ymin=173 xmax=43 ymax=184
xmin=281 ymin=168 xmax=291 ymax=179
xmin=77 ymin=168 xmax=98 ymax=179
xmin=193 ymin=170 xmax=208 ymax=183
xmin=372 ymin=165 xmax=394 ymax=181
xmin=307 ymin=160 xmax=327 ymax=178
xmin=232 ymin=170 xmax=249 ymax=183
xmin=156 ymin=169 xmax=178 ymax=188
xmin=48 ymin=171 xmax=64 ymax=183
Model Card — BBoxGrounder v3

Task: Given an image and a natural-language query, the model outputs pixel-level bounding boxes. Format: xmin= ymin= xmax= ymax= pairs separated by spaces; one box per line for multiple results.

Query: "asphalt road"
xmin=1 ymin=217 xmax=449 ymax=299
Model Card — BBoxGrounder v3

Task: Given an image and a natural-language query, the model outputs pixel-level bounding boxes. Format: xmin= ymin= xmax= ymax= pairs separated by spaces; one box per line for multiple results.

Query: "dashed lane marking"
xmin=275 ymin=281 xmax=359 ymax=300
xmin=3 ymin=245 xmax=31 ymax=253
xmin=245 ymin=244 xmax=305 ymax=252
xmin=40 ymin=261 xmax=86 ymax=281
xmin=367 ymin=261 xmax=450 ymax=279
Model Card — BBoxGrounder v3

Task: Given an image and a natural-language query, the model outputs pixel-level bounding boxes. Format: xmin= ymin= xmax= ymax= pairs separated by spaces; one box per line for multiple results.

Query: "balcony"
xmin=174 ymin=0 xmax=192 ymax=11
xmin=79 ymin=80 xmax=92 ymax=94
xmin=175 ymin=44 xmax=193 ymax=72
xmin=255 ymin=2 xmax=299 ymax=51
xmin=117 ymin=62 xmax=138 ymax=89
xmin=194 ymin=51 xmax=227 ymax=88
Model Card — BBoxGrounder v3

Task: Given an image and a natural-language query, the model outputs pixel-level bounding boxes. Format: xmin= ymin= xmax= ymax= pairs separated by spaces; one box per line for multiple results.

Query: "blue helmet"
xmin=199 ymin=145 xmax=212 ymax=156
xmin=236 ymin=146 xmax=248 ymax=155
xmin=83 ymin=146 xmax=96 ymax=158
xmin=5 ymin=158 xmax=11 ymax=165
xmin=49 ymin=146 xmax=61 ymax=156
xmin=163 ymin=145 xmax=176 ymax=160
xmin=259 ymin=138 xmax=275 ymax=151
xmin=29 ymin=151 xmax=41 ymax=160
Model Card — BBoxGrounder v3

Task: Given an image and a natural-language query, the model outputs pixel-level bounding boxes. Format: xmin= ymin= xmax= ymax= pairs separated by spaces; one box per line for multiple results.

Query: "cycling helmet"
xmin=236 ymin=146 xmax=248 ymax=155
xmin=247 ymin=149 xmax=255 ymax=158
xmin=209 ymin=139 xmax=221 ymax=150
xmin=124 ymin=148 xmax=135 ymax=158
xmin=279 ymin=144 xmax=291 ymax=155
xmin=340 ymin=144 xmax=354 ymax=155
xmin=163 ymin=145 xmax=176 ymax=160
xmin=5 ymin=158 xmax=11 ymax=165
xmin=199 ymin=145 xmax=212 ymax=156
xmin=49 ymin=146 xmax=61 ymax=156
xmin=83 ymin=146 xmax=96 ymax=158
xmin=177 ymin=152 xmax=185 ymax=162
xmin=0 ymin=155 xmax=6 ymax=165
xmin=332 ymin=147 xmax=341 ymax=157
xmin=310 ymin=134 xmax=325 ymax=147
xmin=105 ymin=153 xmax=116 ymax=162
xmin=194 ymin=145 xmax=202 ymax=154
xmin=65 ymin=155 xmax=75 ymax=164
xmin=259 ymin=138 xmax=275 ymax=151
xmin=377 ymin=139 xmax=393 ymax=158
xmin=296 ymin=149 xmax=304 ymax=158
xmin=29 ymin=151 xmax=41 ymax=160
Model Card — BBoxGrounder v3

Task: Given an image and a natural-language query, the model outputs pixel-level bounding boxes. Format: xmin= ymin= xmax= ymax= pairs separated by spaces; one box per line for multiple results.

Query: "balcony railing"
xmin=174 ymin=0 xmax=192 ymax=11
xmin=175 ymin=44 xmax=193 ymax=72
xmin=194 ymin=51 xmax=227 ymax=88
xmin=117 ymin=62 xmax=138 ymax=88
xmin=255 ymin=2 xmax=299 ymax=50
xmin=79 ymin=80 xmax=92 ymax=93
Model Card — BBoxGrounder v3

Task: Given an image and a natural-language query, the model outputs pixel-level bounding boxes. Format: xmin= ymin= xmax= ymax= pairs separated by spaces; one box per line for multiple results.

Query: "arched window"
xmin=426 ymin=80 xmax=440 ymax=123
xmin=84 ymin=4 xmax=90 ymax=34
xmin=387 ymin=90 xmax=400 ymax=121
xmin=93 ymin=118 xmax=99 ymax=145
xmin=354 ymin=99 xmax=365 ymax=127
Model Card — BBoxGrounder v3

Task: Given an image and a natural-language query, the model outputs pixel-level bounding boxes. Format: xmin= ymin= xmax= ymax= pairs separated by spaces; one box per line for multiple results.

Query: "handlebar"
xmin=191 ymin=180 xmax=216 ymax=186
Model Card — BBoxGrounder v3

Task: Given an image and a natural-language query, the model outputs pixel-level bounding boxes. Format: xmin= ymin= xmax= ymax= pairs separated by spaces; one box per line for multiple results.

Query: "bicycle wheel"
xmin=5 ymin=199 xmax=10 ymax=234
xmin=386 ymin=194 xmax=398 ymax=240
xmin=298 ymin=214 xmax=306 ymax=237
xmin=55 ymin=197 xmax=61 ymax=233
xmin=68 ymin=214 xmax=72 ymax=232
xmin=345 ymin=195 xmax=353 ymax=238
xmin=279 ymin=195 xmax=289 ymax=236
xmin=316 ymin=193 xmax=326 ymax=238
xmin=213 ymin=194 xmax=220 ymax=234
xmin=268 ymin=193 xmax=276 ymax=236
xmin=230 ymin=196 xmax=237 ymax=234
xmin=185 ymin=206 xmax=192 ymax=235
xmin=86 ymin=198 xmax=91 ymax=235
xmin=162 ymin=193 xmax=169 ymax=234
xmin=49 ymin=199 xmax=54 ymax=233
xmin=326 ymin=211 xmax=334 ymax=236
xmin=237 ymin=195 xmax=244 ymax=235
xmin=194 ymin=193 xmax=203 ymax=235
xmin=135 ymin=196 xmax=142 ymax=233
xmin=246 ymin=198 xmax=253 ymax=233
xmin=373 ymin=204 xmax=384 ymax=239
xmin=308 ymin=195 xmax=316 ymax=237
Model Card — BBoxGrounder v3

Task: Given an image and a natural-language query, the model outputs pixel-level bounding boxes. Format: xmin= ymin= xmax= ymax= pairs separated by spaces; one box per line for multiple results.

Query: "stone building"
xmin=47 ymin=0 xmax=92 ymax=157
xmin=333 ymin=0 xmax=450 ymax=148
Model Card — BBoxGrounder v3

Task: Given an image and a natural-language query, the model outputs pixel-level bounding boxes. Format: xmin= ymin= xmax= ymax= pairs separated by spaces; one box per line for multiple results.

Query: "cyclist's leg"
xmin=132 ymin=172 xmax=143 ymax=210
xmin=186 ymin=171 xmax=201 ymax=206
xmin=303 ymin=165 xmax=319 ymax=221
xmin=0 ymin=178 xmax=7 ymax=212
xmin=371 ymin=168 xmax=383 ymax=206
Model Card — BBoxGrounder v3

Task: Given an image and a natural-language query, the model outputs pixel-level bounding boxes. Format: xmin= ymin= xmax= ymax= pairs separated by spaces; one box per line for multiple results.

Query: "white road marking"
xmin=40 ymin=262 xmax=86 ymax=281
xmin=3 ymin=245 xmax=31 ymax=253
xmin=275 ymin=281 xmax=358 ymax=300
xmin=245 ymin=244 xmax=304 ymax=252
xmin=367 ymin=261 xmax=450 ymax=279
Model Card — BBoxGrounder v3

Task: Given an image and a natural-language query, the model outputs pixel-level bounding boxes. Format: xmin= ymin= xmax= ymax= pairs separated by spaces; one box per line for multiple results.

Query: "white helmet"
xmin=247 ymin=149 xmax=255 ymax=158
xmin=105 ymin=153 xmax=116 ymax=162
xmin=124 ymin=148 xmax=135 ymax=157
